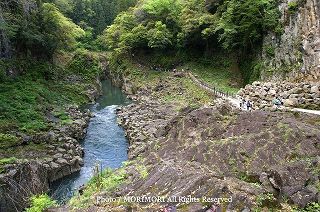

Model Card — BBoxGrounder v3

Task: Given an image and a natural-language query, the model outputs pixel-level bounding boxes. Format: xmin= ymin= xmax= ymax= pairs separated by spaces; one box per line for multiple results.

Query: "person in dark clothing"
xmin=246 ymin=100 xmax=252 ymax=111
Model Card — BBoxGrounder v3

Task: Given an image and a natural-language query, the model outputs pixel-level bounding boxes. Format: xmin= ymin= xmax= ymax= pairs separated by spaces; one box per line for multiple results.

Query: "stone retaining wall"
xmin=238 ymin=81 xmax=320 ymax=110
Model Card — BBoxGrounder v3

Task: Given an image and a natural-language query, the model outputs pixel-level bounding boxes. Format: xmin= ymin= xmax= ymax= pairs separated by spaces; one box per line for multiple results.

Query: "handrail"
xmin=188 ymin=72 xmax=236 ymax=99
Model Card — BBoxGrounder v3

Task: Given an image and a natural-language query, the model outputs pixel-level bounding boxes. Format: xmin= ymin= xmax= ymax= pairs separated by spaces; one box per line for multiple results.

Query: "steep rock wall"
xmin=261 ymin=0 xmax=320 ymax=82
xmin=0 ymin=162 xmax=49 ymax=212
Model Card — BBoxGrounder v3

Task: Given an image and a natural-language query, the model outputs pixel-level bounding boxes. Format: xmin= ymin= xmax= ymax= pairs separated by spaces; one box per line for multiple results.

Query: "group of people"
xmin=239 ymin=96 xmax=284 ymax=111
xmin=240 ymin=98 xmax=253 ymax=111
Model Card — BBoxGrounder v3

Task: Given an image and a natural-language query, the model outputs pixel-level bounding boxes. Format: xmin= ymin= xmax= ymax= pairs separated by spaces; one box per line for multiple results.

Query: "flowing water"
xmin=50 ymin=79 xmax=131 ymax=203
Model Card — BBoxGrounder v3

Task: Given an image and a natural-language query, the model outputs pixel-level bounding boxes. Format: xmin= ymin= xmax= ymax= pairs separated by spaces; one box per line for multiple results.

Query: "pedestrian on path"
xmin=246 ymin=100 xmax=252 ymax=111
xmin=242 ymin=98 xmax=246 ymax=110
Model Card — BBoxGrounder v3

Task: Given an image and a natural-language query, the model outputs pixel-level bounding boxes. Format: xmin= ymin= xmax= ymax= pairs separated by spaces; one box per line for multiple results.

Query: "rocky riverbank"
xmin=238 ymin=81 xmax=320 ymax=110
xmin=113 ymin=100 xmax=320 ymax=211
xmin=64 ymin=70 xmax=320 ymax=211
xmin=0 ymin=80 xmax=102 ymax=212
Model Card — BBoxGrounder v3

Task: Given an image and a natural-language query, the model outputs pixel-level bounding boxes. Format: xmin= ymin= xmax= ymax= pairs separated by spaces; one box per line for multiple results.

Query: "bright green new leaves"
xmin=215 ymin=0 xmax=280 ymax=50
xmin=101 ymin=0 xmax=281 ymax=54
xmin=26 ymin=194 xmax=57 ymax=212
xmin=41 ymin=3 xmax=85 ymax=54
xmin=143 ymin=0 xmax=182 ymax=19
xmin=147 ymin=21 xmax=172 ymax=48
xmin=101 ymin=0 xmax=183 ymax=53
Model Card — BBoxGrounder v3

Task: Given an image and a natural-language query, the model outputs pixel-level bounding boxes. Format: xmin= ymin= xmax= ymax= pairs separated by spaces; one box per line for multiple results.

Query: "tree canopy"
xmin=100 ymin=0 xmax=281 ymax=54
xmin=0 ymin=0 xmax=136 ymax=59
xmin=0 ymin=0 xmax=84 ymax=58
xmin=49 ymin=0 xmax=137 ymax=35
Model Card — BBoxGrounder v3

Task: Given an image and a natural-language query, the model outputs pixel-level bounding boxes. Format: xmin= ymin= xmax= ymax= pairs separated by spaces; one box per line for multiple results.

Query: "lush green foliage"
xmin=99 ymin=0 xmax=182 ymax=52
xmin=0 ymin=53 xmax=102 ymax=133
xmin=0 ymin=0 xmax=84 ymax=59
xmin=69 ymin=167 xmax=127 ymax=208
xmin=26 ymin=194 xmax=57 ymax=212
xmin=41 ymin=3 xmax=85 ymax=55
xmin=57 ymin=0 xmax=137 ymax=35
xmin=215 ymin=0 xmax=280 ymax=50
xmin=101 ymin=0 xmax=281 ymax=54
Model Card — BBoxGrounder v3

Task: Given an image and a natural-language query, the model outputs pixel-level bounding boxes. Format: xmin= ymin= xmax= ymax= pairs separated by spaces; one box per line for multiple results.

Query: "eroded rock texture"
xmin=262 ymin=0 xmax=320 ymax=82
xmin=0 ymin=162 xmax=48 ymax=212
xmin=111 ymin=102 xmax=320 ymax=211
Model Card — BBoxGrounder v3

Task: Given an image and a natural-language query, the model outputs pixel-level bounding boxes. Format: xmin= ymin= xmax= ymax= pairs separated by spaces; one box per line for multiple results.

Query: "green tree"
xmin=100 ymin=0 xmax=281 ymax=55
xmin=41 ymin=3 xmax=85 ymax=56
xmin=215 ymin=0 xmax=280 ymax=51
xmin=147 ymin=21 xmax=172 ymax=49
xmin=177 ymin=0 xmax=216 ymax=48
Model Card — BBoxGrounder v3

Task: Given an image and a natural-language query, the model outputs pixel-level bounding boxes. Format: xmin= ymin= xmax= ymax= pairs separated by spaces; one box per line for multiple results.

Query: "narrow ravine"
xmin=49 ymin=79 xmax=131 ymax=203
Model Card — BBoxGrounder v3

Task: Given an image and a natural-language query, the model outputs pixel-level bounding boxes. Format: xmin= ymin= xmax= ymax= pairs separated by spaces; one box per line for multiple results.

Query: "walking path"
xmin=188 ymin=72 xmax=241 ymax=108
xmin=291 ymin=108 xmax=320 ymax=116
xmin=188 ymin=72 xmax=320 ymax=116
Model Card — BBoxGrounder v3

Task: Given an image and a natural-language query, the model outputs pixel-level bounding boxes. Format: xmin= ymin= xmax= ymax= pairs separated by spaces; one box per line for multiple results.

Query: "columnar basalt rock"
xmin=116 ymin=99 xmax=178 ymax=159
xmin=109 ymin=102 xmax=320 ymax=211
xmin=0 ymin=106 xmax=90 ymax=212
xmin=262 ymin=0 xmax=320 ymax=82
xmin=0 ymin=82 xmax=101 ymax=212
xmin=237 ymin=81 xmax=320 ymax=110
xmin=0 ymin=161 xmax=49 ymax=212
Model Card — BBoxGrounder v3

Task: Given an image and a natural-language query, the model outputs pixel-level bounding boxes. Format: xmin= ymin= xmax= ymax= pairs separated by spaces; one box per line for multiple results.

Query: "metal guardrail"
xmin=188 ymin=72 xmax=236 ymax=99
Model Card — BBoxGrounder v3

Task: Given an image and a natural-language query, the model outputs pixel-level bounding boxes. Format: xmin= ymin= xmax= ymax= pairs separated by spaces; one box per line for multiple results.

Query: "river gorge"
xmin=50 ymin=79 xmax=131 ymax=203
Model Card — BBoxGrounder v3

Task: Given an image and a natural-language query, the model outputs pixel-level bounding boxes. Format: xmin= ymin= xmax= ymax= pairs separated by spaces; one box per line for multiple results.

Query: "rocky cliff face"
xmin=0 ymin=82 xmax=102 ymax=212
xmin=262 ymin=0 xmax=320 ymax=82
xmin=0 ymin=162 xmax=48 ymax=212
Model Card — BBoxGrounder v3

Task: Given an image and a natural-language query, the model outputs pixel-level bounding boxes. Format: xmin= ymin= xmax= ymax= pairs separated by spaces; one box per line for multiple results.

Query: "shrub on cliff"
xmin=26 ymin=194 xmax=57 ymax=212
xmin=67 ymin=49 xmax=103 ymax=80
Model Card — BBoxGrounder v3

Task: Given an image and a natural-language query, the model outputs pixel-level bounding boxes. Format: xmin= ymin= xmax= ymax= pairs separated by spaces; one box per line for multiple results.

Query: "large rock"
xmin=311 ymin=85 xmax=319 ymax=94
xmin=0 ymin=162 xmax=49 ymax=212
xmin=283 ymin=98 xmax=298 ymax=107
xmin=238 ymin=81 xmax=320 ymax=110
